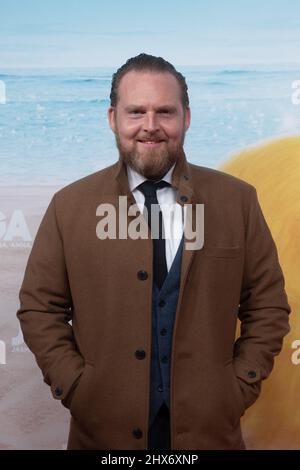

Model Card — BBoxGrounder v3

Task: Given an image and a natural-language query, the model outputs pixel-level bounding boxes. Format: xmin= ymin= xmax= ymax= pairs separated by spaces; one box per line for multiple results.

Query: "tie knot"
xmin=137 ymin=180 xmax=171 ymax=198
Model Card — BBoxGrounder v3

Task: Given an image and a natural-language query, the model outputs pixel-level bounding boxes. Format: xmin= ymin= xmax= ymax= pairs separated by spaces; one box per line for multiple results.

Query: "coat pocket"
xmin=232 ymin=357 xmax=262 ymax=410
xmin=70 ymin=362 xmax=95 ymax=420
xmin=224 ymin=360 xmax=246 ymax=419
xmin=202 ymin=245 xmax=241 ymax=258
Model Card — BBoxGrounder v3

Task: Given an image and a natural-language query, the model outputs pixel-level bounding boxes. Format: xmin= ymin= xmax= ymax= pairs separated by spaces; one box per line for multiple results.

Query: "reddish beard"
xmin=114 ymin=133 xmax=185 ymax=180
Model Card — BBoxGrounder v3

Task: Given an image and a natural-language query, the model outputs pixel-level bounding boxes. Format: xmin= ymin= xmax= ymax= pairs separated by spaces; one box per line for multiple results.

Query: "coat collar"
xmin=113 ymin=149 xmax=195 ymax=206
xmin=126 ymin=162 xmax=175 ymax=192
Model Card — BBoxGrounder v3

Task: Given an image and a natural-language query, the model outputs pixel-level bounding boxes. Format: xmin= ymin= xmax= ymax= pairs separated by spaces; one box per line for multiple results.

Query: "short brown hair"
xmin=110 ymin=52 xmax=189 ymax=109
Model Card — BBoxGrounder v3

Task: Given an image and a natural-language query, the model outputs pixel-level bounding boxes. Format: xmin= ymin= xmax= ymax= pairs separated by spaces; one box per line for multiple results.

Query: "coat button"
xmin=135 ymin=349 xmax=146 ymax=360
xmin=132 ymin=428 xmax=143 ymax=439
xmin=160 ymin=328 xmax=167 ymax=336
xmin=137 ymin=270 xmax=148 ymax=280
xmin=55 ymin=386 xmax=63 ymax=396
xmin=157 ymin=384 xmax=163 ymax=392
xmin=180 ymin=195 xmax=188 ymax=203
xmin=247 ymin=370 xmax=257 ymax=379
xmin=161 ymin=356 xmax=168 ymax=364
xmin=158 ymin=299 xmax=166 ymax=307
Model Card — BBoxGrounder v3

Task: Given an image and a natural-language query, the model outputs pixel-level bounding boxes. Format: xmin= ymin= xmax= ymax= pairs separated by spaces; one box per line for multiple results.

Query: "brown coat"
xmin=17 ymin=153 xmax=291 ymax=450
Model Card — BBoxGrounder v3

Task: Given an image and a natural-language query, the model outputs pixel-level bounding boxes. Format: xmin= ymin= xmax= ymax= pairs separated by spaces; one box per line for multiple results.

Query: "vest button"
xmin=132 ymin=428 xmax=143 ymax=439
xmin=135 ymin=349 xmax=146 ymax=360
xmin=247 ymin=370 xmax=257 ymax=379
xmin=137 ymin=270 xmax=148 ymax=280
xmin=157 ymin=384 xmax=163 ymax=392
xmin=161 ymin=356 xmax=168 ymax=364
xmin=160 ymin=328 xmax=167 ymax=336
xmin=158 ymin=299 xmax=166 ymax=307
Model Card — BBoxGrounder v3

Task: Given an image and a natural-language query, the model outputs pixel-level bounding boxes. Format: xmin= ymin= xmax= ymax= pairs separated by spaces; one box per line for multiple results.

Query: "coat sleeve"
xmin=233 ymin=185 xmax=291 ymax=409
xmin=16 ymin=193 xmax=84 ymax=408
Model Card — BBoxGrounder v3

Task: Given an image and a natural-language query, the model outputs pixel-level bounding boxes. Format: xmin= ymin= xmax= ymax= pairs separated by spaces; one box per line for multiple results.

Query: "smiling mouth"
xmin=137 ymin=140 xmax=164 ymax=147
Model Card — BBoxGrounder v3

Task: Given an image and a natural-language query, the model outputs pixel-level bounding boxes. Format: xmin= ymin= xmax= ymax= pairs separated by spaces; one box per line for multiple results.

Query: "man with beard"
xmin=17 ymin=53 xmax=291 ymax=451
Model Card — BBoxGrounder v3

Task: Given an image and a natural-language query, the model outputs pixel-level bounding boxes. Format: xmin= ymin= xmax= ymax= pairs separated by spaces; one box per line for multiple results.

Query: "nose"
xmin=143 ymin=112 xmax=159 ymax=133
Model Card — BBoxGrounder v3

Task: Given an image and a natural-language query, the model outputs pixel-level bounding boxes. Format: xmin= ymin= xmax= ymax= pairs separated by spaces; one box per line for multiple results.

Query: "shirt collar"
xmin=127 ymin=163 xmax=175 ymax=192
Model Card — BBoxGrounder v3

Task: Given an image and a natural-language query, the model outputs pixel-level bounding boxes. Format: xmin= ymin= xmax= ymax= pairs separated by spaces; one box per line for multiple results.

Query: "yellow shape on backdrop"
xmin=219 ymin=135 xmax=300 ymax=449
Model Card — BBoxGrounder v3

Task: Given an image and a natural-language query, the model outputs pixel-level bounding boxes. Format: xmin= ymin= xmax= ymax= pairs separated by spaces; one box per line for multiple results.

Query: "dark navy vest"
xmin=148 ymin=235 xmax=184 ymax=428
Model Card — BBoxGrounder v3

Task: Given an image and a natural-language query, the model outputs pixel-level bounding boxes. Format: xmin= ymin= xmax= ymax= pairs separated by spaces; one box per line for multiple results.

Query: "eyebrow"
xmin=124 ymin=105 xmax=177 ymax=112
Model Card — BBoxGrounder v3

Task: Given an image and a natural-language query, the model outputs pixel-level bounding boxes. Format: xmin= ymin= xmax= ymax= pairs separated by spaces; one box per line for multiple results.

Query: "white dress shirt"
xmin=126 ymin=164 xmax=184 ymax=271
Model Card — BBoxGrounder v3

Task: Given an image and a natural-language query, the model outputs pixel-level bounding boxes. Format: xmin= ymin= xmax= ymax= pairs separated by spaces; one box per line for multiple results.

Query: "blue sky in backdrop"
xmin=1 ymin=0 xmax=300 ymax=67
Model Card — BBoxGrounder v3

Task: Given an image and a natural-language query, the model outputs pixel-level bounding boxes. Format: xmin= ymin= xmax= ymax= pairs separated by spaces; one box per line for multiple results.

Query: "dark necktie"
xmin=137 ymin=180 xmax=171 ymax=290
